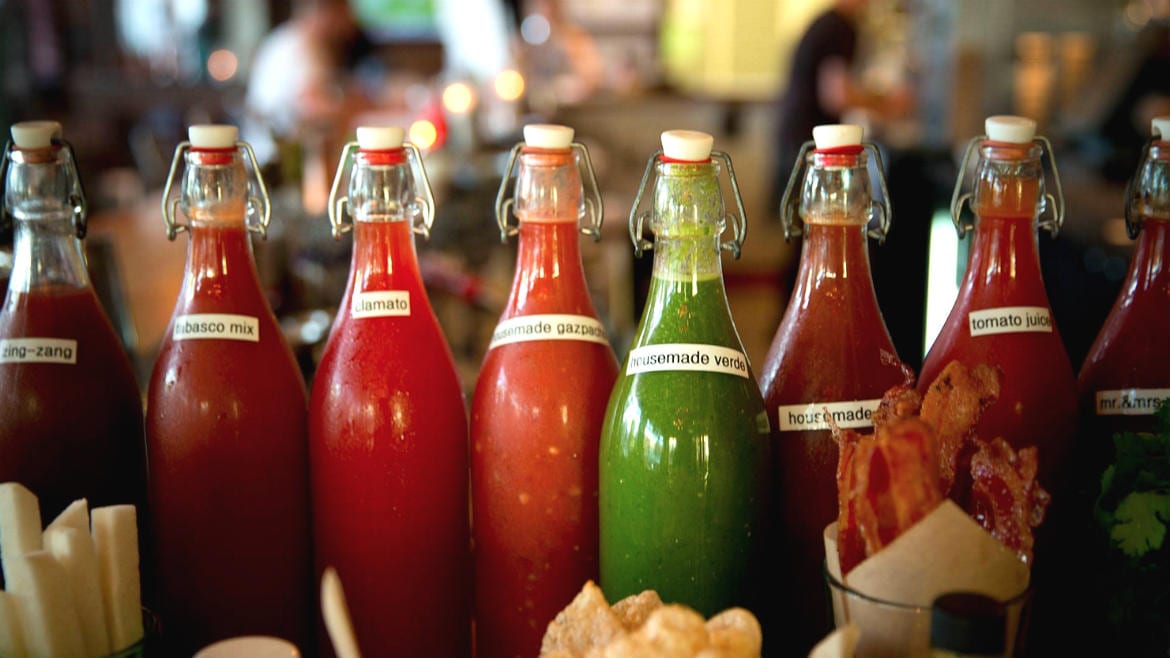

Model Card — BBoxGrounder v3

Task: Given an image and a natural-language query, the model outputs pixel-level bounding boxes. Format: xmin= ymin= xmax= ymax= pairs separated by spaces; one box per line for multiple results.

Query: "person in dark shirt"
xmin=770 ymin=0 xmax=910 ymax=213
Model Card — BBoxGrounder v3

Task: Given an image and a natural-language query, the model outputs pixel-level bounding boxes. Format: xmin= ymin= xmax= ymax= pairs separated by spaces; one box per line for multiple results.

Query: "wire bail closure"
xmin=494 ymin=141 xmax=604 ymax=243
xmin=950 ymin=134 xmax=1065 ymax=239
xmin=1123 ymin=135 xmax=1166 ymax=240
xmin=327 ymin=141 xmax=435 ymax=241
xmin=161 ymin=140 xmax=271 ymax=241
xmin=779 ymin=140 xmax=891 ymax=244
xmin=1 ymin=137 xmax=88 ymax=239
xmin=627 ymin=150 xmax=747 ymax=259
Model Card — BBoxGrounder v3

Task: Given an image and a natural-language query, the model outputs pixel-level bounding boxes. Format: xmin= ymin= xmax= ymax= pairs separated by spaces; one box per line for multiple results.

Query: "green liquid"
xmin=599 ymin=272 xmax=771 ymax=616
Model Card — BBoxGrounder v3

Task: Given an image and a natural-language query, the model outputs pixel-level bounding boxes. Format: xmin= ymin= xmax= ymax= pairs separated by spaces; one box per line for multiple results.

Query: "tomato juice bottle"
xmin=146 ymin=125 xmax=312 ymax=654
xmin=920 ymin=115 xmax=1077 ymax=490
xmin=1074 ymin=116 xmax=1170 ymax=655
xmin=920 ymin=115 xmax=1077 ymax=655
xmin=0 ymin=121 xmax=145 ymax=528
xmin=471 ymin=124 xmax=619 ymax=658
xmin=309 ymin=126 xmax=470 ymax=658
xmin=757 ymin=124 xmax=906 ymax=653
xmin=599 ymin=130 xmax=771 ymax=617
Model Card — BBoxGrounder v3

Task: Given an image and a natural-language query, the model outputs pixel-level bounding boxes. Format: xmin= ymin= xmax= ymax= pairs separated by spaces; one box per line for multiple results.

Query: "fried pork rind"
xmin=919 ymin=361 xmax=1001 ymax=493
xmin=969 ymin=437 xmax=1051 ymax=566
xmin=612 ymin=589 xmax=664 ymax=630
xmin=540 ymin=583 xmax=763 ymax=658
xmin=704 ymin=607 xmax=763 ymax=658
xmin=540 ymin=581 xmax=625 ymax=658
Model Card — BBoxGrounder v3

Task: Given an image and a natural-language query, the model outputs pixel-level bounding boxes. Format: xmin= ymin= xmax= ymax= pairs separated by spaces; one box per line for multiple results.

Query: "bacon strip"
xmin=968 ymin=438 xmax=1050 ymax=566
xmin=919 ymin=362 xmax=1001 ymax=494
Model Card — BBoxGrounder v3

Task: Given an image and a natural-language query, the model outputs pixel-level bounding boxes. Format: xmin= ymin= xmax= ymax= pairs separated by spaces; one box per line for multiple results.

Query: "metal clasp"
xmin=1 ymin=137 xmax=88 ymax=239
xmin=779 ymin=140 xmax=891 ymax=244
xmin=627 ymin=150 xmax=747 ymax=259
xmin=494 ymin=141 xmax=604 ymax=243
xmin=1123 ymin=137 xmax=1158 ymax=240
xmin=328 ymin=142 xmax=435 ymax=241
xmin=950 ymin=134 xmax=1065 ymax=239
xmin=160 ymin=140 xmax=271 ymax=241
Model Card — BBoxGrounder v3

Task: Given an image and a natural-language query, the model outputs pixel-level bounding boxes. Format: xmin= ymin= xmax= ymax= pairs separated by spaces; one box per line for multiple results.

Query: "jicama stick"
xmin=4 ymin=550 xmax=85 ymax=658
xmin=91 ymin=505 xmax=142 ymax=652
xmin=0 ymin=590 xmax=27 ymax=658
xmin=45 ymin=526 xmax=111 ymax=657
xmin=0 ymin=483 xmax=42 ymax=585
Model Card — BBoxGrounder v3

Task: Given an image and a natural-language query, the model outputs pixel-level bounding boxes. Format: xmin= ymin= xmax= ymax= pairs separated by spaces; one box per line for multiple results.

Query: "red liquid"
xmin=1078 ymin=216 xmax=1170 ymax=447
xmin=471 ymin=219 xmax=618 ymax=658
xmin=0 ymin=286 xmax=145 ymax=523
xmin=919 ymin=213 xmax=1077 ymax=489
xmin=146 ymin=223 xmax=312 ymax=654
xmin=758 ymin=221 xmax=905 ymax=653
xmin=310 ymin=219 xmax=470 ymax=658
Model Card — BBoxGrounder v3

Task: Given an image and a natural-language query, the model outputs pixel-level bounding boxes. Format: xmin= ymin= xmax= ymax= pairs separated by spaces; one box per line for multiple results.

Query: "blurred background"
xmin=1 ymin=0 xmax=1167 ymax=391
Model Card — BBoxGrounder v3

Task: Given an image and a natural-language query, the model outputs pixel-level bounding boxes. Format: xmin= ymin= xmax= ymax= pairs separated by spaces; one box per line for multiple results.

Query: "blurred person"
xmin=769 ymin=0 xmax=912 ymax=214
xmin=244 ymin=0 xmax=371 ymax=167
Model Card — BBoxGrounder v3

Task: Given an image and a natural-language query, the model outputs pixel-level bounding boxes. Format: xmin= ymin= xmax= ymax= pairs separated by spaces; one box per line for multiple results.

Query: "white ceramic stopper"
xmin=356 ymin=125 xmax=405 ymax=150
xmin=661 ymin=130 xmax=713 ymax=161
xmin=524 ymin=124 xmax=574 ymax=149
xmin=193 ymin=636 xmax=301 ymax=658
xmin=1152 ymin=116 xmax=1170 ymax=139
xmin=188 ymin=125 xmax=239 ymax=149
xmin=985 ymin=115 xmax=1036 ymax=143
xmin=812 ymin=124 xmax=863 ymax=150
xmin=10 ymin=121 xmax=62 ymax=149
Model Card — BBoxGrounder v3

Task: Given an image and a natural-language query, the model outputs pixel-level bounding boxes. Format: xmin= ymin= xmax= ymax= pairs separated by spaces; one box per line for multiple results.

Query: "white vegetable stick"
xmin=44 ymin=499 xmax=89 ymax=538
xmin=0 ymin=590 xmax=27 ymax=658
xmin=0 ymin=483 xmax=42 ymax=586
xmin=321 ymin=567 xmax=362 ymax=658
xmin=45 ymin=526 xmax=111 ymax=657
xmin=4 ymin=551 xmax=86 ymax=658
xmin=91 ymin=505 xmax=142 ymax=652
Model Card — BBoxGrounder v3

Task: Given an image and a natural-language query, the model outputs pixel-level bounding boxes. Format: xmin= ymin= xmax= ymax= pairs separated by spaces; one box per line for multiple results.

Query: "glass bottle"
xmin=1078 ymin=116 xmax=1170 ymax=460
xmin=1074 ymin=116 xmax=1170 ymax=655
xmin=920 ymin=116 xmax=1077 ymax=654
xmin=146 ymin=125 xmax=311 ymax=654
xmin=309 ymin=126 xmax=469 ymax=658
xmin=471 ymin=124 xmax=619 ymax=658
xmin=599 ymin=130 xmax=771 ymax=616
xmin=758 ymin=124 xmax=906 ymax=653
xmin=0 ymin=120 xmax=145 ymax=524
xmin=920 ymin=115 xmax=1077 ymax=488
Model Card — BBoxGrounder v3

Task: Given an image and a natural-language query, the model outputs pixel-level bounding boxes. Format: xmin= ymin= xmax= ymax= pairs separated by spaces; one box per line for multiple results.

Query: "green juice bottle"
xmin=599 ymin=130 xmax=771 ymax=617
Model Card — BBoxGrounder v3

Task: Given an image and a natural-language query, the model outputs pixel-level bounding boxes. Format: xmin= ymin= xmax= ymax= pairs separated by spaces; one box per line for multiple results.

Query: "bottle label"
xmin=777 ymin=399 xmax=882 ymax=431
xmin=968 ymin=306 xmax=1053 ymax=337
xmin=1095 ymin=388 xmax=1170 ymax=416
xmin=173 ymin=314 xmax=260 ymax=342
xmin=351 ymin=291 xmax=411 ymax=319
xmin=626 ymin=343 xmax=750 ymax=379
xmin=489 ymin=314 xmax=609 ymax=349
xmin=0 ymin=338 xmax=78 ymax=365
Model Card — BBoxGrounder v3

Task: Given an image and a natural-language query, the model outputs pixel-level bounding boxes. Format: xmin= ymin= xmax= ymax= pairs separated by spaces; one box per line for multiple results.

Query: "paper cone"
xmin=822 ymin=501 xmax=1031 ymax=658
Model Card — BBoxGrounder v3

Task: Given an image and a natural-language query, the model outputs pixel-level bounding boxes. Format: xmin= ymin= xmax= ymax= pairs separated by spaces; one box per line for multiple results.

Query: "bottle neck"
xmin=181 ymin=149 xmax=249 ymax=228
xmin=178 ymin=150 xmax=264 ymax=302
xmin=648 ymin=161 xmax=726 ymax=283
xmin=3 ymin=146 xmax=90 ymax=295
xmin=972 ymin=142 xmax=1044 ymax=222
xmin=349 ymin=151 xmax=416 ymax=225
xmin=507 ymin=221 xmax=592 ymax=314
xmin=790 ymin=222 xmax=877 ymax=307
xmin=506 ymin=147 xmax=592 ymax=313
